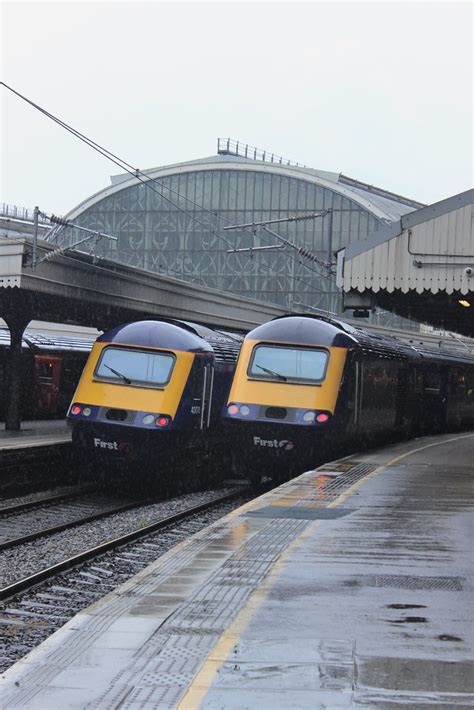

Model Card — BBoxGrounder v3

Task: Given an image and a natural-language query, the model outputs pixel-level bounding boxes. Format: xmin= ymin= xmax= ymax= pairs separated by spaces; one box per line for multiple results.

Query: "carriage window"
xmin=94 ymin=347 xmax=175 ymax=388
xmin=423 ymin=370 xmax=441 ymax=394
xmin=38 ymin=361 xmax=54 ymax=384
xmin=248 ymin=345 xmax=328 ymax=384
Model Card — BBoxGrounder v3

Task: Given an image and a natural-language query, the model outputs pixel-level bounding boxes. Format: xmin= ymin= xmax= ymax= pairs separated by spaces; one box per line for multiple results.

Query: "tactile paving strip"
xmin=166 ymin=518 xmax=306 ymax=634
xmin=93 ymin=517 xmax=308 ymax=708
xmin=264 ymin=462 xmax=377 ymax=510
xmin=120 ymin=684 xmax=184 ymax=708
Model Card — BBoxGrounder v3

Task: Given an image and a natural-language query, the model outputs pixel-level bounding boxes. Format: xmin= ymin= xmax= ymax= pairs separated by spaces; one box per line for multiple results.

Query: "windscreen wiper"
xmin=255 ymin=364 xmax=287 ymax=381
xmin=103 ymin=364 xmax=131 ymax=384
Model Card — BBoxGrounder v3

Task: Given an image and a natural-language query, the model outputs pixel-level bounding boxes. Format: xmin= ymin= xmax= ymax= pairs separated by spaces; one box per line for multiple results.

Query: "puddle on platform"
xmin=390 ymin=616 xmax=427 ymax=624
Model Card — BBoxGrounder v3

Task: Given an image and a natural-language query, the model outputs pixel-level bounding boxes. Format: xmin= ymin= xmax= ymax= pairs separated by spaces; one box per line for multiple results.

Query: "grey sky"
xmin=1 ymin=1 xmax=472 ymax=214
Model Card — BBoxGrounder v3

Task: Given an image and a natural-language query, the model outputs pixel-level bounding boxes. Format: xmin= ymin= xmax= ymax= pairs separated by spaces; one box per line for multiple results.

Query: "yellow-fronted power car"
xmin=68 ymin=319 xmax=242 ymax=483
xmin=224 ymin=314 xmax=474 ymax=486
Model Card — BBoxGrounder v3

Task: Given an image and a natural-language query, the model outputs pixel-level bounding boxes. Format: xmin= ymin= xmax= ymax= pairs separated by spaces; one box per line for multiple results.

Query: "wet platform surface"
xmin=1 ymin=431 xmax=473 ymax=708
xmin=0 ymin=420 xmax=70 ymax=451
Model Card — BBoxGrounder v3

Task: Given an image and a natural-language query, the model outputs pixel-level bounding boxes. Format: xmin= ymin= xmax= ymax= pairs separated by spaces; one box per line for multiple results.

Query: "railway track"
xmin=0 ymin=487 xmax=247 ymax=672
xmin=0 ymin=485 xmax=97 ymax=514
xmin=0 ymin=492 xmax=147 ymax=550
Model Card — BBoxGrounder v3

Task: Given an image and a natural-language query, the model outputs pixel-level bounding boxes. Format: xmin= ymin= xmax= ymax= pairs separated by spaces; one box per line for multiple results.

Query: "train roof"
xmin=0 ymin=328 xmax=95 ymax=353
xmin=247 ymin=316 xmax=358 ymax=350
xmin=98 ymin=319 xmax=243 ymax=364
xmin=246 ymin=315 xmax=474 ymax=366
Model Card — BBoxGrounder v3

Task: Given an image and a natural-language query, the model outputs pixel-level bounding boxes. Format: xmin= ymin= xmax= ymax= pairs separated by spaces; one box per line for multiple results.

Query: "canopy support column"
xmin=4 ymin=314 xmax=31 ymax=431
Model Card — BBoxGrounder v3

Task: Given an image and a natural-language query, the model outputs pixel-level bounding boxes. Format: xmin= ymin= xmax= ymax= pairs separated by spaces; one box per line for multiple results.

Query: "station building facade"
xmin=53 ymin=150 xmax=423 ymax=321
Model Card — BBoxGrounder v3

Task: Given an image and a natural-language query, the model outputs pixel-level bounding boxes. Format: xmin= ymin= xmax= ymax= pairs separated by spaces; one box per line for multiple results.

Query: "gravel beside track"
xmin=0 ymin=486 xmax=241 ymax=587
xmin=0 ymin=493 xmax=145 ymax=548
xmin=0 ymin=491 xmax=249 ymax=673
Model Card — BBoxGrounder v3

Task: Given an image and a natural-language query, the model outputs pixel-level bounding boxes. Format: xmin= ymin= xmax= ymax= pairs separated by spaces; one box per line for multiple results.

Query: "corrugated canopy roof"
xmin=338 ymin=190 xmax=474 ymax=336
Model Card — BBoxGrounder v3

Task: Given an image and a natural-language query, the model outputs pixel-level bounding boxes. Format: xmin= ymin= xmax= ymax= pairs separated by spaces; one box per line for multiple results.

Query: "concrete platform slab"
xmin=0 ymin=431 xmax=473 ymax=708
xmin=0 ymin=420 xmax=70 ymax=451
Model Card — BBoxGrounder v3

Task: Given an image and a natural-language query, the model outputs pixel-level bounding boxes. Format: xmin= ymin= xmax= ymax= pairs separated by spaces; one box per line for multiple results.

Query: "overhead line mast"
xmin=224 ymin=212 xmax=335 ymax=275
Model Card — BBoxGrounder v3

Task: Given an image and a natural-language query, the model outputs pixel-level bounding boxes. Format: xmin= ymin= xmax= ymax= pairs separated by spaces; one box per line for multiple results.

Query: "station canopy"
xmin=337 ymin=190 xmax=474 ymax=337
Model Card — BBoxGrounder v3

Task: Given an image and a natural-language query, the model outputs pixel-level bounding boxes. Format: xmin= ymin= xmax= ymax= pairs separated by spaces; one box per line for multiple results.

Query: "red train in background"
xmin=0 ymin=327 xmax=95 ymax=419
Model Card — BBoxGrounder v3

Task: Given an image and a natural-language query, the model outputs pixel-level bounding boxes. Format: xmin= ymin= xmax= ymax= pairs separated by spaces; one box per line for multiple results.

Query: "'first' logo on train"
xmin=253 ymin=436 xmax=294 ymax=450
xmin=93 ymin=438 xmax=129 ymax=452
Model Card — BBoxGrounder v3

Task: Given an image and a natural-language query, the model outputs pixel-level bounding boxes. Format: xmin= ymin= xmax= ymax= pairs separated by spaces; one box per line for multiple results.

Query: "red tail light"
xmin=71 ymin=405 xmax=81 ymax=415
xmin=227 ymin=404 xmax=239 ymax=415
xmin=156 ymin=416 xmax=170 ymax=427
xmin=316 ymin=412 xmax=329 ymax=423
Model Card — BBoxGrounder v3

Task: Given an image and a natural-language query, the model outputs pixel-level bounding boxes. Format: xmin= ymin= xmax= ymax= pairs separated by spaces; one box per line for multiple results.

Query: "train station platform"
xmin=0 ymin=420 xmax=70 ymax=452
xmin=1 ymin=432 xmax=473 ymax=708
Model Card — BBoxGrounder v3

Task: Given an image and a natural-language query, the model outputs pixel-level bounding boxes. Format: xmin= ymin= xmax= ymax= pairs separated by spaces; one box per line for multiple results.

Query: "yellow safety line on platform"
xmin=328 ymin=432 xmax=474 ymax=508
xmin=177 ymin=432 xmax=474 ymax=709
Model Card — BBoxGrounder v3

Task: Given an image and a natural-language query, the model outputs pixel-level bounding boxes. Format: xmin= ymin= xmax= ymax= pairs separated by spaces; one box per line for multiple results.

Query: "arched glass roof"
xmin=51 ymin=155 xmax=421 ymax=325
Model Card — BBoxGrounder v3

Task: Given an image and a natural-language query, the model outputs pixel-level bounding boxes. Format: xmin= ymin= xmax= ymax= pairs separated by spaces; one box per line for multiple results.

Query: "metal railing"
xmin=0 ymin=203 xmax=49 ymax=223
xmin=217 ymin=140 xmax=421 ymax=209
xmin=217 ymin=138 xmax=307 ymax=168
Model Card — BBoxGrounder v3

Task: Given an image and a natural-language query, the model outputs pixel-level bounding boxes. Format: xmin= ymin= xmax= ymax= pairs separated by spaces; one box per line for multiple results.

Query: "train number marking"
xmin=253 ymin=436 xmax=294 ymax=451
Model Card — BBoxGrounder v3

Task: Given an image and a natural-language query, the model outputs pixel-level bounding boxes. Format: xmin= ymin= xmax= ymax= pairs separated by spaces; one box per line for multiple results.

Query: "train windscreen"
xmin=94 ymin=347 xmax=175 ymax=388
xmin=248 ymin=345 xmax=328 ymax=384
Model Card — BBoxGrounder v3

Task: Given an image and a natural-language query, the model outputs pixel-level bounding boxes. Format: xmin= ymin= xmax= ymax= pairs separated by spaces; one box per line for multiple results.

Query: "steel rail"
xmin=0 ymin=498 xmax=148 ymax=551
xmin=0 ymin=487 xmax=98 ymax=515
xmin=0 ymin=489 xmax=243 ymax=600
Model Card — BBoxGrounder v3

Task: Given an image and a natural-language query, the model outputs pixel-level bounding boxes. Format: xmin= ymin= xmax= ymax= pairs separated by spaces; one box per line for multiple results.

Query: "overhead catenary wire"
xmin=1 ymin=81 xmax=332 ymax=288
xmin=0 ymin=82 xmax=235 ymax=250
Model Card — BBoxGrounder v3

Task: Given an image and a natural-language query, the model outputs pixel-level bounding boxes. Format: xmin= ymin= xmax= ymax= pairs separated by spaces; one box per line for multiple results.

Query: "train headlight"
xmin=240 ymin=405 xmax=250 ymax=416
xmin=303 ymin=411 xmax=316 ymax=422
xmin=71 ymin=405 xmax=81 ymax=415
xmin=82 ymin=407 xmax=92 ymax=417
xmin=227 ymin=404 xmax=239 ymax=415
xmin=142 ymin=414 xmax=155 ymax=424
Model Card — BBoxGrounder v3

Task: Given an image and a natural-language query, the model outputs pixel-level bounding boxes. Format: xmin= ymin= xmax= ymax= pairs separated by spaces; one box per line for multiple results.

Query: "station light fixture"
xmin=458 ymin=299 xmax=471 ymax=308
